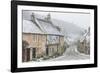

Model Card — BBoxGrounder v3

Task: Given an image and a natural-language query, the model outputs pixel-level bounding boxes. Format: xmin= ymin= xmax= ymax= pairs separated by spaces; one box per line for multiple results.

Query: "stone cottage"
xmin=77 ymin=27 xmax=90 ymax=55
xmin=22 ymin=12 xmax=65 ymax=62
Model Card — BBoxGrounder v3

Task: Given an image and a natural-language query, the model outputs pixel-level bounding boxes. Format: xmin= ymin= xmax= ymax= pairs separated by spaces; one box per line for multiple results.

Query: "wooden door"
xmin=22 ymin=49 xmax=25 ymax=62
xmin=26 ymin=48 xmax=30 ymax=62
xmin=32 ymin=48 xmax=36 ymax=58
xmin=46 ymin=47 xmax=49 ymax=56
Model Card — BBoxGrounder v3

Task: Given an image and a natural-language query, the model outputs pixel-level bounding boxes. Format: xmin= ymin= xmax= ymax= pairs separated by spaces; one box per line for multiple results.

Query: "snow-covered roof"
xmin=23 ymin=20 xmax=43 ymax=34
xmin=37 ymin=19 xmax=63 ymax=35
xmin=23 ymin=12 xmax=64 ymax=36
xmin=79 ymin=28 xmax=90 ymax=42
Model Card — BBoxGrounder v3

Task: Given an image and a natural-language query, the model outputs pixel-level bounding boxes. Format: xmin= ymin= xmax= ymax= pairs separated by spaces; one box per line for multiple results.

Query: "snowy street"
xmin=45 ymin=42 xmax=90 ymax=61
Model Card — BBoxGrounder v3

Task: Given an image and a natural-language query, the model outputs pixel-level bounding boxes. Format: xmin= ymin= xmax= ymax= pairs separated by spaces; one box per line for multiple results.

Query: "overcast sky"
xmin=23 ymin=11 xmax=90 ymax=29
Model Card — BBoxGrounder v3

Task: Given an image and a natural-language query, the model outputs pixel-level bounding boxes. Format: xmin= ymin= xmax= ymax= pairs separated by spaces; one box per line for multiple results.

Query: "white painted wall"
xmin=0 ymin=0 xmax=99 ymax=73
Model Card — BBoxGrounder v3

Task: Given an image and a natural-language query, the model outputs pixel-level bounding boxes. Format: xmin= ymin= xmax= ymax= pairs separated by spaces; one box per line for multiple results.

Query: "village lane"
xmin=46 ymin=42 xmax=90 ymax=61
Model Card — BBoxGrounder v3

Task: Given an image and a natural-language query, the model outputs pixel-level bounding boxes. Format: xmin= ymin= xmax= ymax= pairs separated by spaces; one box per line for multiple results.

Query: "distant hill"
xmin=51 ymin=18 xmax=85 ymax=36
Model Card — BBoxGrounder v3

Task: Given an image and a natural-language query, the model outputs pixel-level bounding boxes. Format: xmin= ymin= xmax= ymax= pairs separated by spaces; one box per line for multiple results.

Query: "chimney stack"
xmin=31 ymin=13 xmax=36 ymax=23
xmin=45 ymin=13 xmax=51 ymax=22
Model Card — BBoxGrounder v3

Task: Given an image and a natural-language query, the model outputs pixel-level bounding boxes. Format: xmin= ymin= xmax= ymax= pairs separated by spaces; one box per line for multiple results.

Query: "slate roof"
xmin=23 ymin=19 xmax=43 ymax=34
xmin=23 ymin=12 xmax=64 ymax=36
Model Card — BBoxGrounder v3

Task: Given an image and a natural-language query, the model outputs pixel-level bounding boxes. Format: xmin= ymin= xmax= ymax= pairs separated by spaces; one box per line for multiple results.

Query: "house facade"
xmin=22 ymin=13 xmax=65 ymax=62
xmin=77 ymin=27 xmax=90 ymax=55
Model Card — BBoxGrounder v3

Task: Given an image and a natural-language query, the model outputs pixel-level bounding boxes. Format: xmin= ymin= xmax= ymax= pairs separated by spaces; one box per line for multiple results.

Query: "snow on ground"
xmin=44 ymin=41 xmax=90 ymax=61
xmin=49 ymin=46 xmax=89 ymax=61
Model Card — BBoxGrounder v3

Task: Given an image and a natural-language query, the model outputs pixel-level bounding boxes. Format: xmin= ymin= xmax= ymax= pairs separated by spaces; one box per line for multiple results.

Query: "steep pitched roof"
xmin=23 ymin=19 xmax=43 ymax=34
xmin=23 ymin=12 xmax=64 ymax=36
xmin=37 ymin=18 xmax=63 ymax=35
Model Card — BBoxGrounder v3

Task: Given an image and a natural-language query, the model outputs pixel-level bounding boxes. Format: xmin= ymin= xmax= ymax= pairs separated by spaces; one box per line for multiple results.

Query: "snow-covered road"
xmin=46 ymin=44 xmax=90 ymax=61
